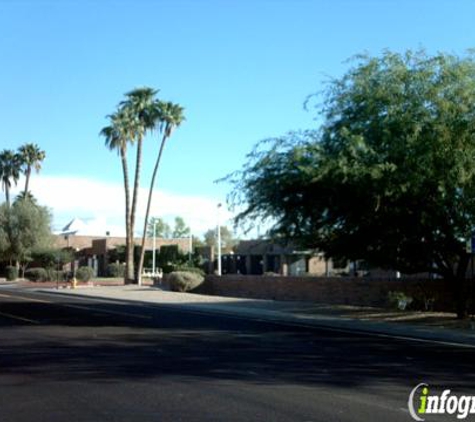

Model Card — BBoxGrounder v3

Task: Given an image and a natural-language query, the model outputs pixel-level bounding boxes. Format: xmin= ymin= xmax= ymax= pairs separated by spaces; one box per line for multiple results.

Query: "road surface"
xmin=0 ymin=287 xmax=472 ymax=421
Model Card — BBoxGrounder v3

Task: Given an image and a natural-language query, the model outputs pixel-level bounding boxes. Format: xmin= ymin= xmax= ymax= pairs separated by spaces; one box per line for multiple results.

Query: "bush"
xmin=162 ymin=264 xmax=176 ymax=274
xmin=46 ymin=269 xmax=67 ymax=282
xmin=76 ymin=266 xmax=94 ymax=282
xmin=25 ymin=267 xmax=48 ymax=282
xmin=6 ymin=266 xmax=18 ymax=281
xmin=387 ymin=291 xmax=413 ymax=311
xmin=107 ymin=263 xmax=125 ymax=278
xmin=174 ymin=265 xmax=205 ymax=277
xmin=31 ymin=248 xmax=74 ymax=269
xmin=168 ymin=271 xmax=205 ymax=292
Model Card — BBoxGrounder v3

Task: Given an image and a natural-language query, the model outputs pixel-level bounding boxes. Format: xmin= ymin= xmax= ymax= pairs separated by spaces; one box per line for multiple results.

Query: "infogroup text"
xmin=409 ymin=383 xmax=475 ymax=420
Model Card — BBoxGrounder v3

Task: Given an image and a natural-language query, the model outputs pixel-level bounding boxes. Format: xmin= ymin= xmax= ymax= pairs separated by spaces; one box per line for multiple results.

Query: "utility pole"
xmin=152 ymin=219 xmax=157 ymax=276
xmin=217 ymin=203 xmax=222 ymax=276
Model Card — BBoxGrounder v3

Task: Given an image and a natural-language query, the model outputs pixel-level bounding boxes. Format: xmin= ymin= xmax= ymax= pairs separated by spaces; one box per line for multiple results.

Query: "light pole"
xmin=189 ymin=230 xmax=192 ymax=265
xmin=152 ymin=219 xmax=157 ymax=276
xmin=217 ymin=203 xmax=222 ymax=276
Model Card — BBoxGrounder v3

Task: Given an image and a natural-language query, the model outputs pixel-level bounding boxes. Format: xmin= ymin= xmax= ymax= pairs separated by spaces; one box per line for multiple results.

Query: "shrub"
xmin=25 ymin=267 xmax=48 ymax=282
xmin=168 ymin=271 xmax=205 ymax=292
xmin=107 ymin=262 xmax=125 ymax=278
xmin=31 ymin=248 xmax=74 ymax=269
xmin=162 ymin=264 xmax=176 ymax=274
xmin=174 ymin=265 xmax=205 ymax=277
xmin=76 ymin=266 xmax=94 ymax=282
xmin=46 ymin=269 xmax=67 ymax=282
xmin=6 ymin=266 xmax=18 ymax=281
xmin=387 ymin=291 xmax=413 ymax=311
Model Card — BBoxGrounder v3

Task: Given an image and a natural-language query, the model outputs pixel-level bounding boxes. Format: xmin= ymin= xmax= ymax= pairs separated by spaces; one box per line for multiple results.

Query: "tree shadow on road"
xmin=0 ymin=297 xmax=473 ymax=390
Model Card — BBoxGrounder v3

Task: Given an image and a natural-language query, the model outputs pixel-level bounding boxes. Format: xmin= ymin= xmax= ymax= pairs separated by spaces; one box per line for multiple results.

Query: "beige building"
xmin=215 ymin=240 xmax=347 ymax=276
xmin=53 ymin=234 xmax=190 ymax=276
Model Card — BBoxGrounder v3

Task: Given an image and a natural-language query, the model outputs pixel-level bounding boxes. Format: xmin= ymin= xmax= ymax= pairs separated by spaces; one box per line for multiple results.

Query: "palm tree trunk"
xmin=24 ymin=166 xmax=31 ymax=196
xmin=5 ymin=185 xmax=10 ymax=207
xmin=120 ymin=147 xmax=134 ymax=283
xmin=137 ymin=134 xmax=168 ymax=285
xmin=130 ymin=136 xmax=143 ymax=283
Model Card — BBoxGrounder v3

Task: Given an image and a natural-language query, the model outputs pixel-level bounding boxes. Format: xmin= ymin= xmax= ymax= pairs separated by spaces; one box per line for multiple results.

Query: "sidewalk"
xmin=37 ymin=285 xmax=475 ymax=348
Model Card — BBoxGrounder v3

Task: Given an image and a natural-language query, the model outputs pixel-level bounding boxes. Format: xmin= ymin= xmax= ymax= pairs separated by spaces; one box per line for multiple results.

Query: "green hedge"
xmin=47 ymin=269 xmax=67 ymax=282
xmin=174 ymin=265 xmax=205 ymax=277
xmin=168 ymin=271 xmax=204 ymax=292
xmin=76 ymin=266 xmax=94 ymax=282
xmin=6 ymin=266 xmax=18 ymax=281
xmin=107 ymin=263 xmax=125 ymax=278
xmin=25 ymin=267 xmax=48 ymax=282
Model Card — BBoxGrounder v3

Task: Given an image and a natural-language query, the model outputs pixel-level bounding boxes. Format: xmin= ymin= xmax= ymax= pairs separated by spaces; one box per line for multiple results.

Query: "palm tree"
xmin=136 ymin=100 xmax=185 ymax=284
xmin=100 ymin=107 xmax=139 ymax=283
xmin=0 ymin=149 xmax=21 ymax=207
xmin=18 ymin=143 xmax=45 ymax=196
xmin=120 ymin=87 xmax=158 ymax=283
xmin=14 ymin=191 xmax=37 ymax=204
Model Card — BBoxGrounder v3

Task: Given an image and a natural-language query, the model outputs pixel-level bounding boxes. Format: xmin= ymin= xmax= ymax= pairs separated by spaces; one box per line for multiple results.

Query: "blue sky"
xmin=1 ymin=0 xmax=474 ymax=235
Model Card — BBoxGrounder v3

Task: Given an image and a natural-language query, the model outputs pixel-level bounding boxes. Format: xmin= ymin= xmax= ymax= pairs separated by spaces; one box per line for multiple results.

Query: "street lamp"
xmin=152 ymin=219 xmax=157 ymax=276
xmin=189 ymin=230 xmax=192 ymax=264
xmin=217 ymin=203 xmax=222 ymax=276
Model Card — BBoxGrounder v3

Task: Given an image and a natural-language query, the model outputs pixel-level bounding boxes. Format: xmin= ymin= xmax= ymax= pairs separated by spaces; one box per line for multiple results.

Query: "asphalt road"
xmin=0 ymin=287 xmax=473 ymax=422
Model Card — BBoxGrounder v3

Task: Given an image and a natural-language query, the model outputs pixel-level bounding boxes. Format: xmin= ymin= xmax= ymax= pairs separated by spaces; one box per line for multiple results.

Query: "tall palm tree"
xmin=136 ymin=100 xmax=185 ymax=285
xmin=14 ymin=191 xmax=37 ymax=204
xmin=18 ymin=143 xmax=46 ymax=196
xmin=100 ymin=107 xmax=139 ymax=283
xmin=120 ymin=87 xmax=158 ymax=283
xmin=0 ymin=149 xmax=21 ymax=207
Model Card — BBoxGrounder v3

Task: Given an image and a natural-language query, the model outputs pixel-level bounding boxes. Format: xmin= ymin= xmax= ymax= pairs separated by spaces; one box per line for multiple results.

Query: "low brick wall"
xmin=202 ymin=275 xmax=455 ymax=311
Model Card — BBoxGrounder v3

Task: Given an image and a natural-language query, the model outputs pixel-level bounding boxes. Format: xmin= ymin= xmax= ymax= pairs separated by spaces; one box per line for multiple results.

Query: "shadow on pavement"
xmin=0 ymin=296 xmax=473 ymax=390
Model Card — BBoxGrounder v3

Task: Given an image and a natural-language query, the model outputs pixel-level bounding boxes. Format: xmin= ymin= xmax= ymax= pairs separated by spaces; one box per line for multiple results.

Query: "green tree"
xmin=203 ymin=226 xmax=237 ymax=253
xmin=18 ymin=143 xmax=45 ymax=196
xmin=146 ymin=217 xmax=171 ymax=238
xmin=172 ymin=216 xmax=190 ymax=238
xmin=229 ymin=50 xmax=475 ymax=318
xmin=14 ymin=191 xmax=37 ymax=204
xmin=137 ymin=101 xmax=185 ymax=284
xmin=0 ymin=149 xmax=21 ymax=207
xmin=0 ymin=199 xmax=52 ymax=274
xmin=31 ymin=248 xmax=74 ymax=269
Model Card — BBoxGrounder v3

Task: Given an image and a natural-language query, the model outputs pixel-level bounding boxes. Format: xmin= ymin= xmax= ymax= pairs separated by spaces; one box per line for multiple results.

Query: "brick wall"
xmin=203 ymin=274 xmax=455 ymax=311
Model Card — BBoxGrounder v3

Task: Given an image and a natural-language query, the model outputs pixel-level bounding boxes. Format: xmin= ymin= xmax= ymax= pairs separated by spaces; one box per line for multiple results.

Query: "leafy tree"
xmin=172 ymin=216 xmax=190 ymax=238
xmin=204 ymin=226 xmax=237 ymax=253
xmin=146 ymin=217 xmax=172 ymax=238
xmin=108 ymin=244 xmax=126 ymax=263
xmin=31 ymin=248 xmax=74 ymax=269
xmin=0 ymin=199 xmax=52 ymax=275
xmin=229 ymin=50 xmax=475 ymax=318
xmin=18 ymin=143 xmax=45 ymax=196
xmin=146 ymin=216 xmax=190 ymax=239
xmin=0 ymin=149 xmax=21 ymax=207
xmin=192 ymin=235 xmax=205 ymax=249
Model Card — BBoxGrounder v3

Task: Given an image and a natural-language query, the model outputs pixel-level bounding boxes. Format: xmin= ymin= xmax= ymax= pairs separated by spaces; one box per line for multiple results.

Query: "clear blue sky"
xmin=1 ymin=0 xmax=474 ymax=234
